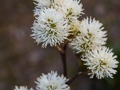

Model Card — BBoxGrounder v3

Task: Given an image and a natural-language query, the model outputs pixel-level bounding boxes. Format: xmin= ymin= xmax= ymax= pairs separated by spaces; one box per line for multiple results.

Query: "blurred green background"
xmin=0 ymin=0 xmax=120 ymax=90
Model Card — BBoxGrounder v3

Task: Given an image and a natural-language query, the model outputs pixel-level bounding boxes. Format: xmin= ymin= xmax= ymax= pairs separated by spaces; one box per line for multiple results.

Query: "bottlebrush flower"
xmin=82 ymin=46 xmax=119 ymax=79
xmin=31 ymin=8 xmax=69 ymax=48
xmin=14 ymin=86 xmax=33 ymax=90
xmin=34 ymin=0 xmax=64 ymax=9
xmin=60 ymin=0 xmax=84 ymax=21
xmin=69 ymin=17 xmax=107 ymax=53
xmin=35 ymin=71 xmax=70 ymax=90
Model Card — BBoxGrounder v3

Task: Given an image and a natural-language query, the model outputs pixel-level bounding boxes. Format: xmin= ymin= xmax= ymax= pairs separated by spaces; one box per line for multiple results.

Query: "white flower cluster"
xmin=35 ymin=71 xmax=70 ymax=90
xmin=82 ymin=46 xmax=118 ymax=79
xmin=14 ymin=71 xmax=70 ymax=90
xmin=31 ymin=0 xmax=83 ymax=48
xmin=69 ymin=17 xmax=107 ymax=53
xmin=31 ymin=0 xmax=118 ymax=79
xmin=14 ymin=86 xmax=33 ymax=90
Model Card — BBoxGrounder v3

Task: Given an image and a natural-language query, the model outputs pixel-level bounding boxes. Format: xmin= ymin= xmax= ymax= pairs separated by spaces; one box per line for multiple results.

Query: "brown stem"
xmin=76 ymin=54 xmax=83 ymax=71
xmin=61 ymin=44 xmax=67 ymax=77
xmin=55 ymin=44 xmax=67 ymax=77
xmin=66 ymin=71 xmax=88 ymax=85
xmin=66 ymin=54 xmax=84 ymax=85
xmin=56 ymin=45 xmax=64 ymax=53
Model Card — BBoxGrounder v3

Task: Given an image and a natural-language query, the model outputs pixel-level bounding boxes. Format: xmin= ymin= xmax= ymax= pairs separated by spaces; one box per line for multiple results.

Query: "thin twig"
xmin=66 ymin=54 xmax=84 ymax=85
xmin=55 ymin=45 xmax=64 ymax=53
xmin=66 ymin=71 xmax=88 ymax=85
xmin=66 ymin=67 xmax=81 ymax=85
xmin=75 ymin=54 xmax=83 ymax=71
xmin=61 ymin=44 xmax=67 ymax=77
xmin=55 ymin=44 xmax=67 ymax=77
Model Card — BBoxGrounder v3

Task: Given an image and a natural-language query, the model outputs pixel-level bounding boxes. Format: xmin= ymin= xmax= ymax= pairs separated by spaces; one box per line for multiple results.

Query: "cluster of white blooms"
xmin=69 ymin=17 xmax=107 ymax=53
xmin=14 ymin=71 xmax=70 ymax=90
xmin=14 ymin=86 xmax=33 ymax=90
xmin=31 ymin=0 xmax=118 ymax=80
xmin=35 ymin=71 xmax=70 ymax=90
xmin=82 ymin=46 xmax=118 ymax=79
xmin=31 ymin=0 xmax=83 ymax=48
xmin=31 ymin=8 xmax=69 ymax=47
xmin=60 ymin=0 xmax=84 ymax=21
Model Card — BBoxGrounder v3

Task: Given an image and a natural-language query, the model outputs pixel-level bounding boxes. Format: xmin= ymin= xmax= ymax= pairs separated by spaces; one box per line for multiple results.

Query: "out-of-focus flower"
xmin=31 ymin=8 xmax=69 ymax=48
xmin=69 ymin=17 xmax=107 ymax=53
xmin=34 ymin=0 xmax=52 ymax=8
xmin=82 ymin=46 xmax=119 ymax=79
xmin=14 ymin=86 xmax=33 ymax=90
xmin=34 ymin=0 xmax=64 ymax=9
xmin=35 ymin=71 xmax=70 ymax=90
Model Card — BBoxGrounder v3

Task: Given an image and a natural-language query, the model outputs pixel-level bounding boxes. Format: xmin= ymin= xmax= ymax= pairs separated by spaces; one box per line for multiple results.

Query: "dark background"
xmin=0 ymin=0 xmax=120 ymax=90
